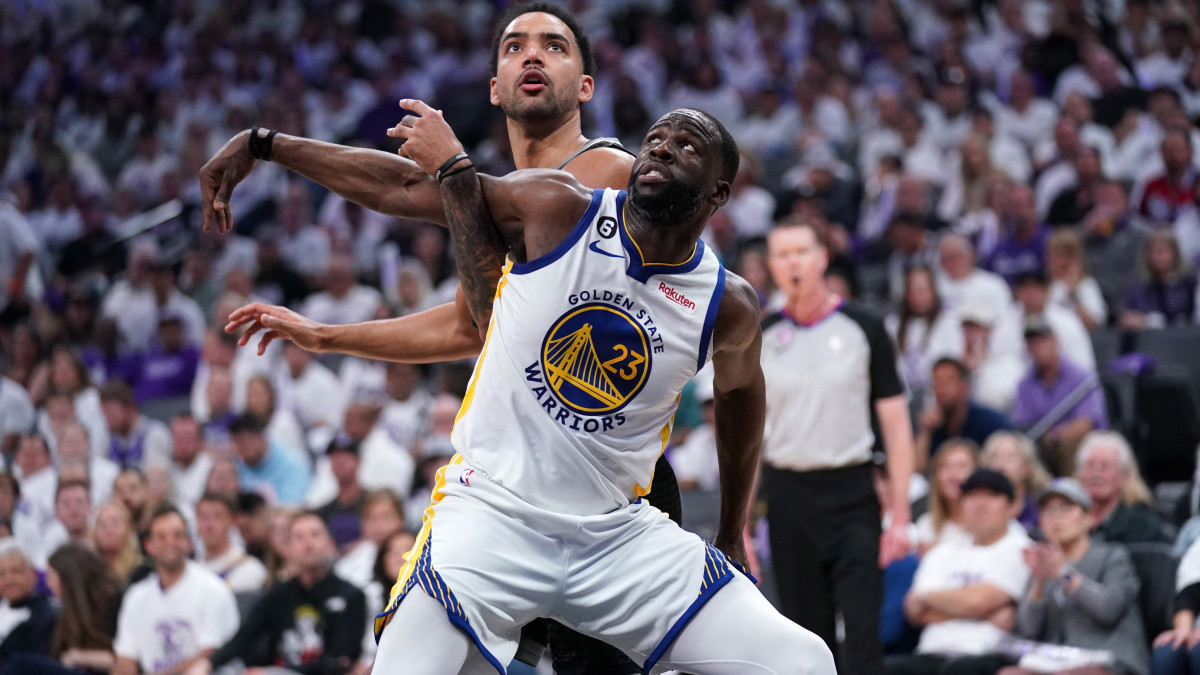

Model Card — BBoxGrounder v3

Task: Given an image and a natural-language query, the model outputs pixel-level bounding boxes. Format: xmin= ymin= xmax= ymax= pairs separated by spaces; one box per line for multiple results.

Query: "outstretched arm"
xmin=709 ymin=273 xmax=767 ymax=569
xmin=199 ymin=129 xmax=448 ymax=234
xmin=227 ymin=298 xmax=483 ymax=362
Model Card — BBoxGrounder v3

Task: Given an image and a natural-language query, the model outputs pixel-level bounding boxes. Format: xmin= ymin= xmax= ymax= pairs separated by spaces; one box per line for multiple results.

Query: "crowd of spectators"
xmin=2 ymin=0 xmax=1200 ymax=673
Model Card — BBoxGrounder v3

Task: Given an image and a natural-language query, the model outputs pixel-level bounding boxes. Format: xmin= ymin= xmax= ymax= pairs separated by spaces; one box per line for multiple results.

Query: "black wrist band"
xmin=248 ymin=126 xmax=278 ymax=161
xmin=437 ymin=164 xmax=475 ymax=184
xmin=435 ymin=152 xmax=469 ymax=182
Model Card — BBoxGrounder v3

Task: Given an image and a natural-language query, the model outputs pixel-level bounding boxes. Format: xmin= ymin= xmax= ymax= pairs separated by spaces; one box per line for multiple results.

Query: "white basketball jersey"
xmin=451 ymin=188 xmax=726 ymax=515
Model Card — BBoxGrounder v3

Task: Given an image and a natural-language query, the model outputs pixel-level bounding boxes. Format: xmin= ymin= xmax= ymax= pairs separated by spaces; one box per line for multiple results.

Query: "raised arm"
xmin=199 ymin=129 xmax=448 ymax=234
xmin=709 ymin=273 xmax=767 ymax=569
xmin=391 ymin=99 xmax=592 ymax=325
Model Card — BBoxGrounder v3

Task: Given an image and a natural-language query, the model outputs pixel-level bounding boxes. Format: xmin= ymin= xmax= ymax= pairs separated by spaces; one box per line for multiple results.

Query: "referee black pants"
xmin=764 ymin=463 xmax=882 ymax=675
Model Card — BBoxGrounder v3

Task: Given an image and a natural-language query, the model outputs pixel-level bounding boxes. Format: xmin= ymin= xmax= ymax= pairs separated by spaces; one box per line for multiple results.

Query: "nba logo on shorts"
xmin=540 ymin=302 xmax=652 ymax=415
xmin=459 ymin=469 xmax=475 ymax=486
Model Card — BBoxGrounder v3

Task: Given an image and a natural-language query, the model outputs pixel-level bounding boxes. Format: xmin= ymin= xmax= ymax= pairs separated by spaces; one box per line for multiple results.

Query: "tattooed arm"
xmin=437 ymin=167 xmax=507 ymax=334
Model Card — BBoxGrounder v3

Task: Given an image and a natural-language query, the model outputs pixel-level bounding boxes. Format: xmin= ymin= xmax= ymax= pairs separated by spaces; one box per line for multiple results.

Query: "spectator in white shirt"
xmin=55 ymin=421 xmax=119 ymax=507
xmin=276 ymin=181 xmax=331 ymax=282
xmin=244 ymin=374 xmax=307 ymax=459
xmin=13 ymin=434 xmax=56 ymax=530
xmin=1046 ymin=229 xmax=1108 ymax=331
xmin=275 ymin=342 xmax=345 ymax=453
xmin=41 ymin=480 xmax=92 ymax=557
xmin=299 ymin=255 xmax=382 ymax=328
xmin=0 ymin=376 xmax=36 ymax=458
xmin=378 ymin=363 xmax=432 ymax=451
xmin=994 ymin=269 xmax=1097 ymax=373
xmin=112 ymin=506 xmax=239 ymax=675
xmin=886 ymin=468 xmax=1031 ymax=674
xmin=167 ymin=415 xmax=213 ymax=509
xmin=195 ymin=492 xmax=268 ymax=594
xmin=937 ymin=234 xmax=1013 ymax=314
xmin=995 ymin=70 xmax=1059 ymax=151
xmin=116 ymin=129 xmax=176 ymax=208
xmin=306 ymin=390 xmax=414 ymax=509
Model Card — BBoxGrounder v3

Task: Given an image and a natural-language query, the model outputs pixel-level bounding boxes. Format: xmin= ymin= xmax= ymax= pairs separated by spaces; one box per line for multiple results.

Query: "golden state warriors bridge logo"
xmin=541 ymin=302 xmax=652 ymax=415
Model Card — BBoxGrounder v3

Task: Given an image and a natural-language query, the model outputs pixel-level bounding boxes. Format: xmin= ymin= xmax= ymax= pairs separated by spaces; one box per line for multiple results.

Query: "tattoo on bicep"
xmin=440 ymin=170 xmax=506 ymax=328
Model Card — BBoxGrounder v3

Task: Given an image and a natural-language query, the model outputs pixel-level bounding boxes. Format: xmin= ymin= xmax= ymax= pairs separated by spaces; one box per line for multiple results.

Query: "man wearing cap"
xmin=1005 ymin=477 xmax=1149 ymax=675
xmin=925 ymin=303 xmax=1024 ymax=413
xmin=1012 ymin=317 xmax=1108 ymax=476
xmin=313 ymin=435 xmax=367 ymax=551
xmin=886 ymin=468 xmax=1031 ymax=675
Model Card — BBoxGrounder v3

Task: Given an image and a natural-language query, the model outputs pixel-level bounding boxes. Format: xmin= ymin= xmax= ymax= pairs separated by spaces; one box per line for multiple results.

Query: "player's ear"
xmin=490 ymin=77 xmax=500 ymax=106
xmin=709 ymin=179 xmax=731 ymax=209
xmin=577 ymin=74 xmax=595 ymax=103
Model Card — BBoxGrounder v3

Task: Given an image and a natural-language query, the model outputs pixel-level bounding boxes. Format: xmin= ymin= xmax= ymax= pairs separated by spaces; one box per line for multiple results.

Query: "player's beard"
xmin=500 ymin=84 xmax=575 ymax=126
xmin=627 ymin=175 xmax=706 ymax=226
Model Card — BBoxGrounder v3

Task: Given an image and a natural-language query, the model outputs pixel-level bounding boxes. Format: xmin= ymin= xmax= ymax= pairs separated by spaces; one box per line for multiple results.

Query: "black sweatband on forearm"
xmin=248 ymin=126 xmax=278 ymax=161
xmin=435 ymin=152 xmax=469 ymax=182
xmin=437 ymin=163 xmax=475 ymax=183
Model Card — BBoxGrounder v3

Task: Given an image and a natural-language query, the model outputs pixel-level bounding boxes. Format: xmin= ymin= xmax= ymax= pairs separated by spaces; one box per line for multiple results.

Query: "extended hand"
xmin=388 ymin=99 xmax=467 ymax=176
xmin=199 ymin=130 xmax=259 ymax=234
xmin=225 ymin=301 xmax=327 ymax=355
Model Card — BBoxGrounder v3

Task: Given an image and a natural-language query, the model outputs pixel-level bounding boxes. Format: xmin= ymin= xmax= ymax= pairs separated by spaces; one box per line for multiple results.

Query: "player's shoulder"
xmin=564 ymin=147 xmax=635 ymax=191
xmin=713 ymin=271 xmax=761 ymax=349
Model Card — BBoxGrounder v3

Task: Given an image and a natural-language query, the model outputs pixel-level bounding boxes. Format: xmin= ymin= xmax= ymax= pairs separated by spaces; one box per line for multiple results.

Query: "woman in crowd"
xmin=89 ymin=500 xmax=145 ymax=583
xmin=938 ymin=134 xmax=1007 ymax=224
xmin=886 ymin=266 xmax=955 ymax=407
xmin=1047 ymin=229 xmax=1109 ymax=331
xmin=31 ymin=347 xmax=107 ymax=453
xmin=983 ymin=431 xmax=1052 ymax=534
xmin=354 ymin=529 xmax=417 ymax=675
xmin=914 ymin=438 xmax=979 ymax=554
xmin=204 ymin=455 xmax=241 ymax=500
xmin=1004 ymin=478 xmax=1148 ymax=675
xmin=335 ymin=490 xmax=405 ymax=589
xmin=1121 ymin=231 xmax=1196 ymax=329
xmin=0 ymin=543 xmax=124 ymax=675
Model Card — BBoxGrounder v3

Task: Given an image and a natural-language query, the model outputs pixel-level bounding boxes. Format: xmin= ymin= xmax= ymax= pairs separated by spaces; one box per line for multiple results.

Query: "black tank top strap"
xmin=555 ymin=137 xmax=635 ymax=170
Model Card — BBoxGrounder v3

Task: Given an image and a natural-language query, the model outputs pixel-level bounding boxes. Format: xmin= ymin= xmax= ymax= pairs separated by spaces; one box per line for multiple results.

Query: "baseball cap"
xmin=325 ymin=433 xmax=360 ymax=457
xmin=960 ymin=467 xmax=1015 ymax=501
xmin=1023 ymin=314 xmax=1055 ymax=339
xmin=959 ymin=304 xmax=994 ymax=328
xmin=1037 ymin=477 xmax=1092 ymax=511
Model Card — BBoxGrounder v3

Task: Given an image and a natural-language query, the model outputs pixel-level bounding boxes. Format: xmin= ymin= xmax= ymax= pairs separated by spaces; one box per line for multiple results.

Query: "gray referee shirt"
xmin=760 ymin=301 xmax=904 ymax=472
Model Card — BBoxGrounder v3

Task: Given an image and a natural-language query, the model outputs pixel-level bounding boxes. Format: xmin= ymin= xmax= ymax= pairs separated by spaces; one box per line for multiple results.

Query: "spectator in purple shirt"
xmin=1012 ymin=316 xmax=1109 ymax=476
xmin=131 ymin=313 xmax=200 ymax=406
xmin=1120 ymin=230 xmax=1197 ymax=330
xmin=985 ymin=184 xmax=1049 ymax=286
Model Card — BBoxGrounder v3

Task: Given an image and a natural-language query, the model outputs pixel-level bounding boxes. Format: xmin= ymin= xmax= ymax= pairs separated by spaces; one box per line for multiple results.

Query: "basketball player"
xmin=233 ymin=104 xmax=836 ymax=674
xmin=200 ymin=6 xmax=681 ymax=671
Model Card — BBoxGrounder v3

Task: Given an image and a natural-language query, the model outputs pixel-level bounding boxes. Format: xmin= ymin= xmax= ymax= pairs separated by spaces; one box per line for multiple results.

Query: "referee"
xmin=759 ymin=218 xmax=915 ymax=675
